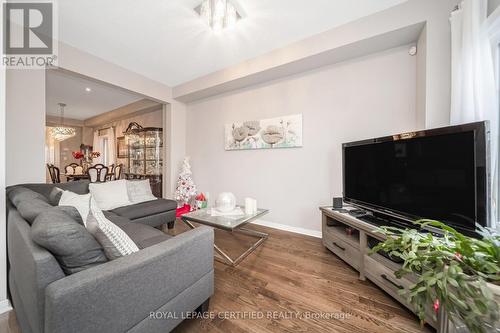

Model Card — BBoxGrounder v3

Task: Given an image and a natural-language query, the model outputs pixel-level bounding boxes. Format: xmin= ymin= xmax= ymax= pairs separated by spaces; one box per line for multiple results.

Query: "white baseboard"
xmin=0 ymin=299 xmax=12 ymax=314
xmin=250 ymin=219 xmax=322 ymax=238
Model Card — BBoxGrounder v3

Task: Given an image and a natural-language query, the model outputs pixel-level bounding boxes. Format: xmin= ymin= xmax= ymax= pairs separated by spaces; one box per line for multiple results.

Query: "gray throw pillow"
xmin=48 ymin=187 xmax=64 ymax=206
xmin=57 ymin=206 xmax=84 ymax=225
xmin=31 ymin=207 xmax=108 ymax=275
xmin=8 ymin=187 xmax=48 ymax=207
xmin=16 ymin=199 xmax=52 ymax=225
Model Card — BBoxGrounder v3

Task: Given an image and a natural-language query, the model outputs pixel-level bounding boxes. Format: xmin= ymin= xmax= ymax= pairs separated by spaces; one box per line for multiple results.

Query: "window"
xmin=489 ymin=7 xmax=500 ymax=225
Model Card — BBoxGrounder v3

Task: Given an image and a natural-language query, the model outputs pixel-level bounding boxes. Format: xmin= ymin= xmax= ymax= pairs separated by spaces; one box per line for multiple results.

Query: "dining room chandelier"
xmin=50 ymin=103 xmax=76 ymax=142
xmin=195 ymin=0 xmax=242 ymax=32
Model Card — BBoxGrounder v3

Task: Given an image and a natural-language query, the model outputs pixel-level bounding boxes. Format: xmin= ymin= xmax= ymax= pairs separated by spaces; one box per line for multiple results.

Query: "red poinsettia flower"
xmin=72 ymin=151 xmax=84 ymax=159
xmin=433 ymin=299 xmax=440 ymax=314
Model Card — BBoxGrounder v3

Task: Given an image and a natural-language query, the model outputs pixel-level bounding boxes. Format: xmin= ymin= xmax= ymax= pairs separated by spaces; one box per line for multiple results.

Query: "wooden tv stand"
xmin=319 ymin=206 xmax=440 ymax=329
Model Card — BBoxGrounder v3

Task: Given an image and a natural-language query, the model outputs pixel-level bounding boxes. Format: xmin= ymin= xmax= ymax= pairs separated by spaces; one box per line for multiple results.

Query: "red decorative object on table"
xmin=72 ymin=151 xmax=84 ymax=160
xmin=176 ymin=204 xmax=191 ymax=218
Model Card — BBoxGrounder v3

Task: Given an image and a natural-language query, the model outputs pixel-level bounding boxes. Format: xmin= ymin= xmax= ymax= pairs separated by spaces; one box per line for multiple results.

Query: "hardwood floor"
xmin=0 ymin=222 xmax=430 ymax=333
xmin=169 ymin=222 xmax=430 ymax=333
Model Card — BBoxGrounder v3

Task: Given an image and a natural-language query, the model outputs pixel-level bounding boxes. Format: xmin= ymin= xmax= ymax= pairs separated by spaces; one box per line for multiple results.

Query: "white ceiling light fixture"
xmin=194 ymin=0 xmax=242 ymax=33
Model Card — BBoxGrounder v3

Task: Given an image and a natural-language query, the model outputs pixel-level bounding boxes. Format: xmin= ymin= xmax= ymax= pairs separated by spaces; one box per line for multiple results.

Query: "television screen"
xmin=343 ymin=122 xmax=488 ymax=232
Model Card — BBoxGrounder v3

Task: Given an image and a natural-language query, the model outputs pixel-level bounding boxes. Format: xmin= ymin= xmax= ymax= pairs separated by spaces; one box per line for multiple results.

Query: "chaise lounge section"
xmin=6 ymin=181 xmax=214 ymax=333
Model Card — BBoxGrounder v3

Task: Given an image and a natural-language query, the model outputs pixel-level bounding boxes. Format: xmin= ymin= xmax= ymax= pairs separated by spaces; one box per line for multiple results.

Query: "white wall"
xmin=6 ymin=69 xmax=46 ymax=186
xmin=165 ymin=101 xmax=187 ymax=197
xmin=416 ymin=26 xmax=427 ymax=129
xmin=186 ymin=46 xmax=417 ymax=235
xmin=0 ymin=2 xmax=10 ymax=313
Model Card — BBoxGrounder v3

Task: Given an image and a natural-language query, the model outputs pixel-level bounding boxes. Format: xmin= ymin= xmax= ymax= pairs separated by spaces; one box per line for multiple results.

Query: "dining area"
xmin=45 ymin=116 xmax=165 ymax=197
xmin=47 ymin=162 xmax=123 ymax=184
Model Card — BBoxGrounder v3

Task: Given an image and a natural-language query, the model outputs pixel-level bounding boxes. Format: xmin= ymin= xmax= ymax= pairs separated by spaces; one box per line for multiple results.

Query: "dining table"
xmin=63 ymin=173 xmax=89 ymax=182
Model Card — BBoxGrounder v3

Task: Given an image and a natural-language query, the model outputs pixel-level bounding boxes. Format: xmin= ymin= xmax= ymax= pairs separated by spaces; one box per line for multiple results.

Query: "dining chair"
xmin=47 ymin=164 xmax=61 ymax=184
xmin=107 ymin=164 xmax=115 ymax=181
xmin=114 ymin=164 xmax=123 ymax=180
xmin=75 ymin=165 xmax=84 ymax=175
xmin=65 ymin=164 xmax=76 ymax=175
xmin=87 ymin=164 xmax=109 ymax=183
xmin=65 ymin=163 xmax=83 ymax=175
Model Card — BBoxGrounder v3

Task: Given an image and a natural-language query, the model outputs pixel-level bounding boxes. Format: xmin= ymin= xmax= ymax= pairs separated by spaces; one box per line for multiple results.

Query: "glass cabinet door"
xmin=126 ymin=128 xmax=163 ymax=176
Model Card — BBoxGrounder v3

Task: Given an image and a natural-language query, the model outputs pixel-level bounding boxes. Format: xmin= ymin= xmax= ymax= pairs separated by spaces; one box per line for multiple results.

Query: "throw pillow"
xmin=8 ymin=187 xmax=49 ymax=207
xmin=48 ymin=187 xmax=64 ymax=206
xmin=16 ymin=199 xmax=52 ymax=225
xmin=31 ymin=206 xmax=108 ymax=275
xmin=86 ymin=197 xmax=139 ymax=260
xmin=89 ymin=179 xmax=131 ymax=210
xmin=127 ymin=180 xmax=157 ymax=204
xmin=59 ymin=191 xmax=91 ymax=224
xmin=57 ymin=206 xmax=85 ymax=225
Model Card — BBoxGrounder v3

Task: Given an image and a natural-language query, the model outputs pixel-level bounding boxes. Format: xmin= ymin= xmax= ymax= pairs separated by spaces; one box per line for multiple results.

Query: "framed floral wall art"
xmin=225 ymin=114 xmax=303 ymax=150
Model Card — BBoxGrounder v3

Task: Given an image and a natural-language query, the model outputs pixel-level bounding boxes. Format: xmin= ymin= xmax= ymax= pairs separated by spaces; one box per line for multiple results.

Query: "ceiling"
xmin=46 ymin=70 xmax=144 ymax=120
xmin=58 ymin=0 xmax=408 ymax=87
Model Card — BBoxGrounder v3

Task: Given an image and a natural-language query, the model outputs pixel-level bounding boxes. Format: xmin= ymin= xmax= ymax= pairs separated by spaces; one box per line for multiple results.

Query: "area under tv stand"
xmin=319 ymin=206 xmax=440 ymax=330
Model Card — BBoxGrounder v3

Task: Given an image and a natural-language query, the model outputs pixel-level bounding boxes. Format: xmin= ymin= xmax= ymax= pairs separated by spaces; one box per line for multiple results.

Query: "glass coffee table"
xmin=181 ymin=207 xmax=269 ymax=266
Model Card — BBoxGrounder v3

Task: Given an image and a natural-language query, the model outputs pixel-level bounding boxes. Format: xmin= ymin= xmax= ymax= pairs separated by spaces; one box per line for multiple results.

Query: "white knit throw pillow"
xmin=86 ymin=197 xmax=139 ymax=260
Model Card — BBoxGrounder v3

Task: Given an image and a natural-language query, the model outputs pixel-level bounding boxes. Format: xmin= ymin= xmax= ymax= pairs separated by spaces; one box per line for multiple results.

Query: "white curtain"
xmin=92 ymin=128 xmax=116 ymax=166
xmin=92 ymin=130 xmax=104 ymax=165
xmin=104 ymin=127 xmax=116 ymax=166
xmin=450 ymin=0 xmax=499 ymax=226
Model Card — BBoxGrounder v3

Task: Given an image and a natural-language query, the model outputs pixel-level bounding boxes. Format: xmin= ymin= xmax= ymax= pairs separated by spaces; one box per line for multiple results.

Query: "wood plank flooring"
xmin=169 ymin=221 xmax=430 ymax=333
xmin=0 ymin=221 xmax=430 ymax=333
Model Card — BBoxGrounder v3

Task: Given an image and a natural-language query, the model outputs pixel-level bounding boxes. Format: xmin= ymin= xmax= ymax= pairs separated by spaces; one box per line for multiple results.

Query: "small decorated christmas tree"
xmin=174 ymin=157 xmax=197 ymax=206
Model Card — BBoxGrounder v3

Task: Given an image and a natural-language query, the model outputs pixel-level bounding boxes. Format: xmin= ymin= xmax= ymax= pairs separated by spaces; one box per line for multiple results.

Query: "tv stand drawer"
xmin=323 ymin=232 xmax=361 ymax=270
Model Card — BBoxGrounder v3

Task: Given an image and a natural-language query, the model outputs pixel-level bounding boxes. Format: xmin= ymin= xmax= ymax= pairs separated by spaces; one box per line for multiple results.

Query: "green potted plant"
xmin=371 ymin=220 xmax=500 ymax=333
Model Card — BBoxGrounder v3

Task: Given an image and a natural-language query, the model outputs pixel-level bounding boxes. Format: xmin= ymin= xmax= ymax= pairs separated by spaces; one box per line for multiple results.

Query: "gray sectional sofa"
xmin=6 ymin=181 xmax=214 ymax=333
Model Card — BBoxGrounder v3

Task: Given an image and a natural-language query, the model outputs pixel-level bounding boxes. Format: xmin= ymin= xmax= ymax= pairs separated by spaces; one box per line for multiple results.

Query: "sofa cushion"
xmin=31 ymin=206 xmax=108 ymax=275
xmin=110 ymin=199 xmax=177 ymax=220
xmin=103 ymin=211 xmax=171 ymax=248
xmin=48 ymin=187 xmax=64 ymax=206
xmin=127 ymin=180 xmax=157 ymax=204
xmin=16 ymin=199 xmax=52 ymax=225
xmin=86 ymin=198 xmax=139 ymax=260
xmin=57 ymin=206 xmax=85 ymax=225
xmin=58 ymin=191 xmax=91 ymax=223
xmin=8 ymin=187 xmax=49 ymax=207
xmin=89 ymin=179 xmax=131 ymax=211
xmin=116 ymin=220 xmax=171 ymax=249
xmin=135 ymin=234 xmax=172 ymax=249
xmin=12 ymin=181 xmax=90 ymax=201
xmin=103 ymin=211 xmax=132 ymax=226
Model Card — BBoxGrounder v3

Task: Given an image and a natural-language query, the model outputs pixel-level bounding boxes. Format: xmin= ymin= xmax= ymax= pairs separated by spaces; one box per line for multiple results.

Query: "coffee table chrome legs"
xmin=182 ymin=220 xmax=268 ymax=266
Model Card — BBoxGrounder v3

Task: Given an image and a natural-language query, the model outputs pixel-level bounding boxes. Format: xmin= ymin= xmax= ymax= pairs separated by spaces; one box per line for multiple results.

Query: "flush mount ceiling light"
xmin=194 ymin=0 xmax=242 ymax=32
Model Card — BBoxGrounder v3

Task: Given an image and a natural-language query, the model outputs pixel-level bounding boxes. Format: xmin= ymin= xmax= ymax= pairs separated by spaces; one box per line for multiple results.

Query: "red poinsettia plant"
xmin=72 ymin=151 xmax=100 ymax=160
xmin=72 ymin=151 xmax=84 ymax=160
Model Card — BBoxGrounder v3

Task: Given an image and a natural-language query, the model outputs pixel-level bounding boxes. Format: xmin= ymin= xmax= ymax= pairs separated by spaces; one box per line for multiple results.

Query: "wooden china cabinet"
xmin=123 ymin=122 xmax=163 ymax=197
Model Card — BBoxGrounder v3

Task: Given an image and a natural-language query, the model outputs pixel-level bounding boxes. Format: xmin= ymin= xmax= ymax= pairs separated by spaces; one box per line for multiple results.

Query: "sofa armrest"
xmin=44 ymin=227 xmax=214 ymax=333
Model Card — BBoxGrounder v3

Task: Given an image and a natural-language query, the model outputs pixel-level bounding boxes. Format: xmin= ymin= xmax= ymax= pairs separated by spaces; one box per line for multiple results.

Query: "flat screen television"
xmin=343 ymin=121 xmax=490 ymax=235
